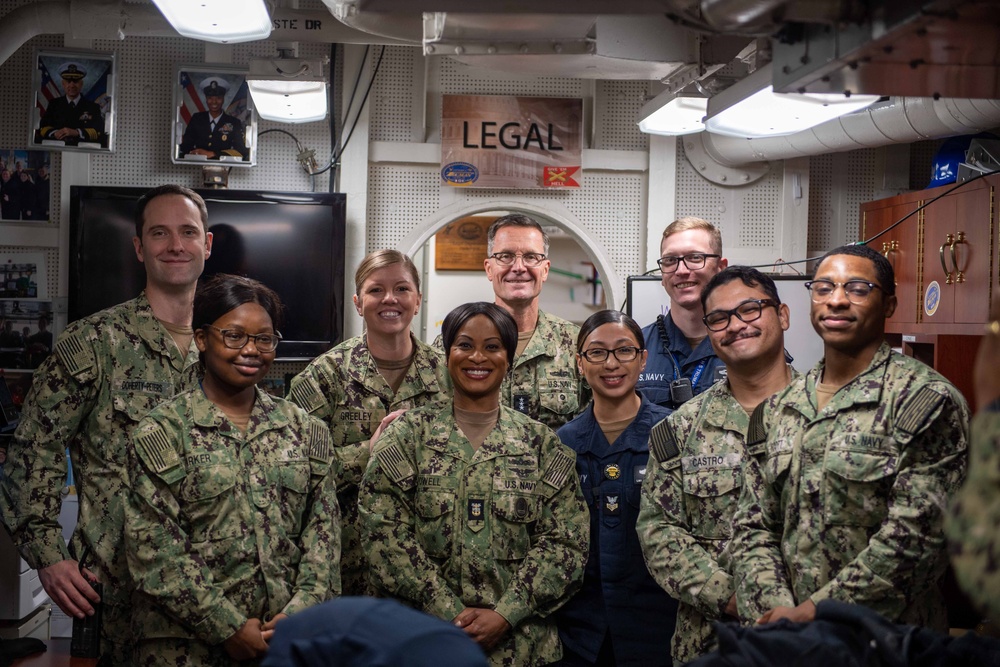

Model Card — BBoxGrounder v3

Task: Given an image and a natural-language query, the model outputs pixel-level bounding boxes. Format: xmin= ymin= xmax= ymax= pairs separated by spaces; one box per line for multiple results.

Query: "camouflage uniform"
xmin=637 ymin=369 xmax=798 ymax=664
xmin=730 ymin=343 xmax=969 ymax=629
xmin=288 ymin=334 xmax=449 ymax=595
xmin=435 ymin=310 xmax=588 ymax=431
xmin=0 ymin=293 xmax=199 ymax=665
xmin=946 ymin=410 xmax=1000 ymax=620
xmin=124 ymin=386 xmax=340 ymax=667
xmin=358 ymin=399 xmax=589 ymax=667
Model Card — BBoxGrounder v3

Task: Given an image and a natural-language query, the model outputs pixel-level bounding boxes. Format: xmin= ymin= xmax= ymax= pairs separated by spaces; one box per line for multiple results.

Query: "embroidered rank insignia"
xmin=468 ymin=499 xmax=484 ymax=521
xmin=649 ymin=420 xmax=680 ymax=464
xmin=543 ymin=450 xmax=573 ymax=490
xmin=897 ymin=385 xmax=945 ymax=435
xmin=604 ymin=463 xmax=621 ymax=480
xmin=605 ymin=494 xmax=620 ymax=515
xmin=289 ymin=377 xmax=326 ymax=414
xmin=513 ymin=394 xmax=531 ymax=414
xmin=378 ymin=443 xmax=415 ymax=485
xmin=514 ymin=496 xmax=529 ymax=520
xmin=55 ymin=333 xmax=94 ymax=377
xmin=136 ymin=425 xmax=180 ymax=474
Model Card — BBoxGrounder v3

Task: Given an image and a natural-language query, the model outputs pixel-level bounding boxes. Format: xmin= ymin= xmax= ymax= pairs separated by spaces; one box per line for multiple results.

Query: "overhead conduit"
xmin=701 ymin=96 xmax=1000 ymax=167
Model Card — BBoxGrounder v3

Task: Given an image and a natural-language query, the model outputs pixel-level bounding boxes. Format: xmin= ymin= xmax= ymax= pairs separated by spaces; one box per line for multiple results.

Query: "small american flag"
xmin=179 ymin=71 xmax=206 ymax=124
xmin=36 ymin=60 xmax=63 ymax=114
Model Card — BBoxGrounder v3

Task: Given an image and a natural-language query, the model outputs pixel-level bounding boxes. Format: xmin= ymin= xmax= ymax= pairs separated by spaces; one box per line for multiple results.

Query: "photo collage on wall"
xmin=0 ymin=149 xmax=51 ymax=223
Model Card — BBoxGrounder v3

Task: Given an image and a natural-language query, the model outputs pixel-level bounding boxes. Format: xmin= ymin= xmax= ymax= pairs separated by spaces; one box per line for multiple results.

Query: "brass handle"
xmin=939 ymin=234 xmax=955 ymax=284
xmin=951 ymin=231 xmax=969 ymax=284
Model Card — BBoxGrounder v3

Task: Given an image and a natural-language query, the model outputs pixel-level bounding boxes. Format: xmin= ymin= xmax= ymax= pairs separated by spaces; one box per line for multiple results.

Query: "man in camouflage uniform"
xmin=638 ymin=267 xmax=798 ymax=664
xmin=124 ymin=384 xmax=340 ymax=666
xmin=358 ymin=398 xmax=589 ymax=666
xmin=0 ymin=185 xmax=212 ymax=665
xmin=437 ymin=214 xmax=587 ymax=430
xmin=288 ymin=331 xmax=449 ymax=595
xmin=730 ymin=245 xmax=969 ymax=629
xmin=947 ymin=298 xmax=1000 ymax=620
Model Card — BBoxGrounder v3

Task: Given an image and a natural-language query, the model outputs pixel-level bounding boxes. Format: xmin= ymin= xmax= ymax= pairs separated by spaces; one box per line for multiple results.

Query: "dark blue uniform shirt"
xmin=637 ymin=313 xmax=725 ymax=409
xmin=555 ymin=395 xmax=678 ymax=666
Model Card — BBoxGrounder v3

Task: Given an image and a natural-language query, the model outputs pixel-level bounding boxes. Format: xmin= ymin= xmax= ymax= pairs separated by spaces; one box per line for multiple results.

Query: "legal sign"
xmin=441 ymin=95 xmax=583 ymax=189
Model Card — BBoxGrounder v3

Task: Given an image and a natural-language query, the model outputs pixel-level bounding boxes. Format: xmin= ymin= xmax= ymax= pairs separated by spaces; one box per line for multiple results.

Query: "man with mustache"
xmin=730 ymin=244 xmax=968 ymax=630
xmin=638 ymin=266 xmax=797 ymax=663
xmin=638 ymin=217 xmax=728 ymax=410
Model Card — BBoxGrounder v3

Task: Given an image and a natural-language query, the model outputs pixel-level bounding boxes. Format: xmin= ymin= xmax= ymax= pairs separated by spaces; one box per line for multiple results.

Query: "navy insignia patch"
xmin=604 ymin=463 xmax=621 ymax=480
xmin=605 ymin=494 xmax=620 ymax=515
xmin=468 ymin=498 xmax=484 ymax=521
xmin=513 ymin=394 xmax=531 ymax=414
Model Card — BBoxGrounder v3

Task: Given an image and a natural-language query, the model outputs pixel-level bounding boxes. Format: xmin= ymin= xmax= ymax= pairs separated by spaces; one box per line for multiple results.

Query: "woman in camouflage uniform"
xmin=124 ymin=275 xmax=340 ymax=666
xmin=359 ymin=302 xmax=589 ymax=667
xmin=288 ymin=249 xmax=449 ymax=595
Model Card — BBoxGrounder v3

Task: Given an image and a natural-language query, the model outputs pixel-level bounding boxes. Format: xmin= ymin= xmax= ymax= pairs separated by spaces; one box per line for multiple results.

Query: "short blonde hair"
xmin=354 ymin=249 xmax=420 ymax=295
xmin=662 ymin=217 xmax=722 ymax=255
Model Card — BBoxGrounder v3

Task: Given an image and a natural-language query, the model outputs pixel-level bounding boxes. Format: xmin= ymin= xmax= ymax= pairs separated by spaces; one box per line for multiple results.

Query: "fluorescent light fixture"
xmin=705 ymin=63 xmax=881 ymax=138
xmin=152 ymin=0 xmax=271 ymax=44
xmin=638 ymin=87 xmax=707 ymax=136
xmin=248 ymin=59 xmax=328 ymax=124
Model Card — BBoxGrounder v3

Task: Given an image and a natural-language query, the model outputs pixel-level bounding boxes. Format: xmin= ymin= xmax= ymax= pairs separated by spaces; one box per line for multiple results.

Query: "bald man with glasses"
xmin=729 ymin=244 xmax=969 ymax=631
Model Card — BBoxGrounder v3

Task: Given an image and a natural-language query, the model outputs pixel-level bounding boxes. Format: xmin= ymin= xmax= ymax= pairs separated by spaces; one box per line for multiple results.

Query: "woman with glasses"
xmin=359 ymin=302 xmax=589 ymax=667
xmin=554 ymin=310 xmax=677 ymax=666
xmin=124 ymin=274 xmax=340 ymax=666
xmin=288 ymin=249 xmax=450 ymax=595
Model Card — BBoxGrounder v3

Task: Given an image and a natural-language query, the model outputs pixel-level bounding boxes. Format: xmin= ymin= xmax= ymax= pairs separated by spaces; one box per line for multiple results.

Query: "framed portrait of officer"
xmin=172 ymin=65 xmax=257 ymax=167
xmin=30 ymin=49 xmax=117 ymax=153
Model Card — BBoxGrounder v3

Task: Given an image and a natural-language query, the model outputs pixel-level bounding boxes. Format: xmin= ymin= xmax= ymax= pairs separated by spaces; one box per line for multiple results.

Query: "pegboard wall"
xmin=366 ymin=164 xmax=441 ymax=251
xmin=807 ymin=154 xmax=835 ymax=250
xmin=673 ymin=139 xmax=784 ymax=259
xmin=909 ymin=138 xmax=945 ymax=191
xmin=593 ymin=79 xmax=649 ymax=152
xmin=807 ymin=148 xmax=877 ymax=253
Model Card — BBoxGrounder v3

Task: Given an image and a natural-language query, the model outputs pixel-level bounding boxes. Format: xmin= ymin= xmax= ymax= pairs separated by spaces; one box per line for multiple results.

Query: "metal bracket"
xmin=681 ymin=132 xmax=771 ymax=187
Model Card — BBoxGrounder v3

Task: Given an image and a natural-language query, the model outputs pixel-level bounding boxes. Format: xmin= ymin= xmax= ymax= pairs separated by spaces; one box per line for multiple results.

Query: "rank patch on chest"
xmin=468 ymin=498 xmax=484 ymax=521
xmin=513 ymin=394 xmax=531 ymax=414
xmin=604 ymin=463 xmax=622 ymax=480
xmin=605 ymin=494 xmax=620 ymax=515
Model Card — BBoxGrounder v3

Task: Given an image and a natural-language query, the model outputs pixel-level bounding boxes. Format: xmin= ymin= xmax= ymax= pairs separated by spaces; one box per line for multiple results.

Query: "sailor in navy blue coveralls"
xmin=637 ymin=313 xmax=726 ymax=409
xmin=554 ymin=394 xmax=678 ymax=666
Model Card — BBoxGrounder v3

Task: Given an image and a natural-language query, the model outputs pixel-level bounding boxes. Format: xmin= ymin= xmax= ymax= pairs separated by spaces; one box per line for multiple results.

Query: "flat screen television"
xmin=69 ymin=186 xmax=346 ymax=360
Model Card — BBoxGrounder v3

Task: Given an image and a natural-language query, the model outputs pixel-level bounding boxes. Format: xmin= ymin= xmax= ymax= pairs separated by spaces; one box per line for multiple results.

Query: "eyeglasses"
xmin=205 ymin=325 xmax=282 ymax=352
xmin=657 ymin=253 xmax=721 ymax=273
xmin=804 ymin=280 xmax=882 ymax=305
xmin=580 ymin=346 xmax=642 ymax=363
xmin=489 ymin=252 xmax=547 ymax=267
xmin=703 ymin=299 xmax=778 ymax=331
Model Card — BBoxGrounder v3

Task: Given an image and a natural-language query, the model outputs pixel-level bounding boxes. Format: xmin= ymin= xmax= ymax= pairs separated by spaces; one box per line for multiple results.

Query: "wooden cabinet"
xmin=860 ymin=174 xmax=998 ymax=406
xmin=860 ymin=175 xmax=997 ymax=335
xmin=860 ymin=197 xmax=921 ymax=324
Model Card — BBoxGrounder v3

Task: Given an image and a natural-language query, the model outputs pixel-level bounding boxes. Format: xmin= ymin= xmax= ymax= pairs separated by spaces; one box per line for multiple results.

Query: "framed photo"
xmin=172 ymin=65 xmax=257 ymax=167
xmin=0 ymin=300 xmax=55 ymax=371
xmin=30 ymin=49 xmax=116 ymax=153
xmin=1 ymin=150 xmax=52 ymax=223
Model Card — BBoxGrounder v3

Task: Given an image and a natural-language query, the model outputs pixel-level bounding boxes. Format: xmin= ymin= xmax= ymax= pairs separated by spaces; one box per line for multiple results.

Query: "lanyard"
xmin=672 ymin=353 xmax=708 ymax=386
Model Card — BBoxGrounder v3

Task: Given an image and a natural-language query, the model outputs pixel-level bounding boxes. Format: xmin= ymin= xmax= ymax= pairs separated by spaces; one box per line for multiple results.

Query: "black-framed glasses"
xmin=805 ymin=280 xmax=882 ymax=305
xmin=656 ymin=253 xmax=721 ymax=273
xmin=703 ymin=299 xmax=778 ymax=332
xmin=489 ymin=252 xmax=547 ymax=267
xmin=580 ymin=346 xmax=642 ymax=363
xmin=205 ymin=325 xmax=282 ymax=352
